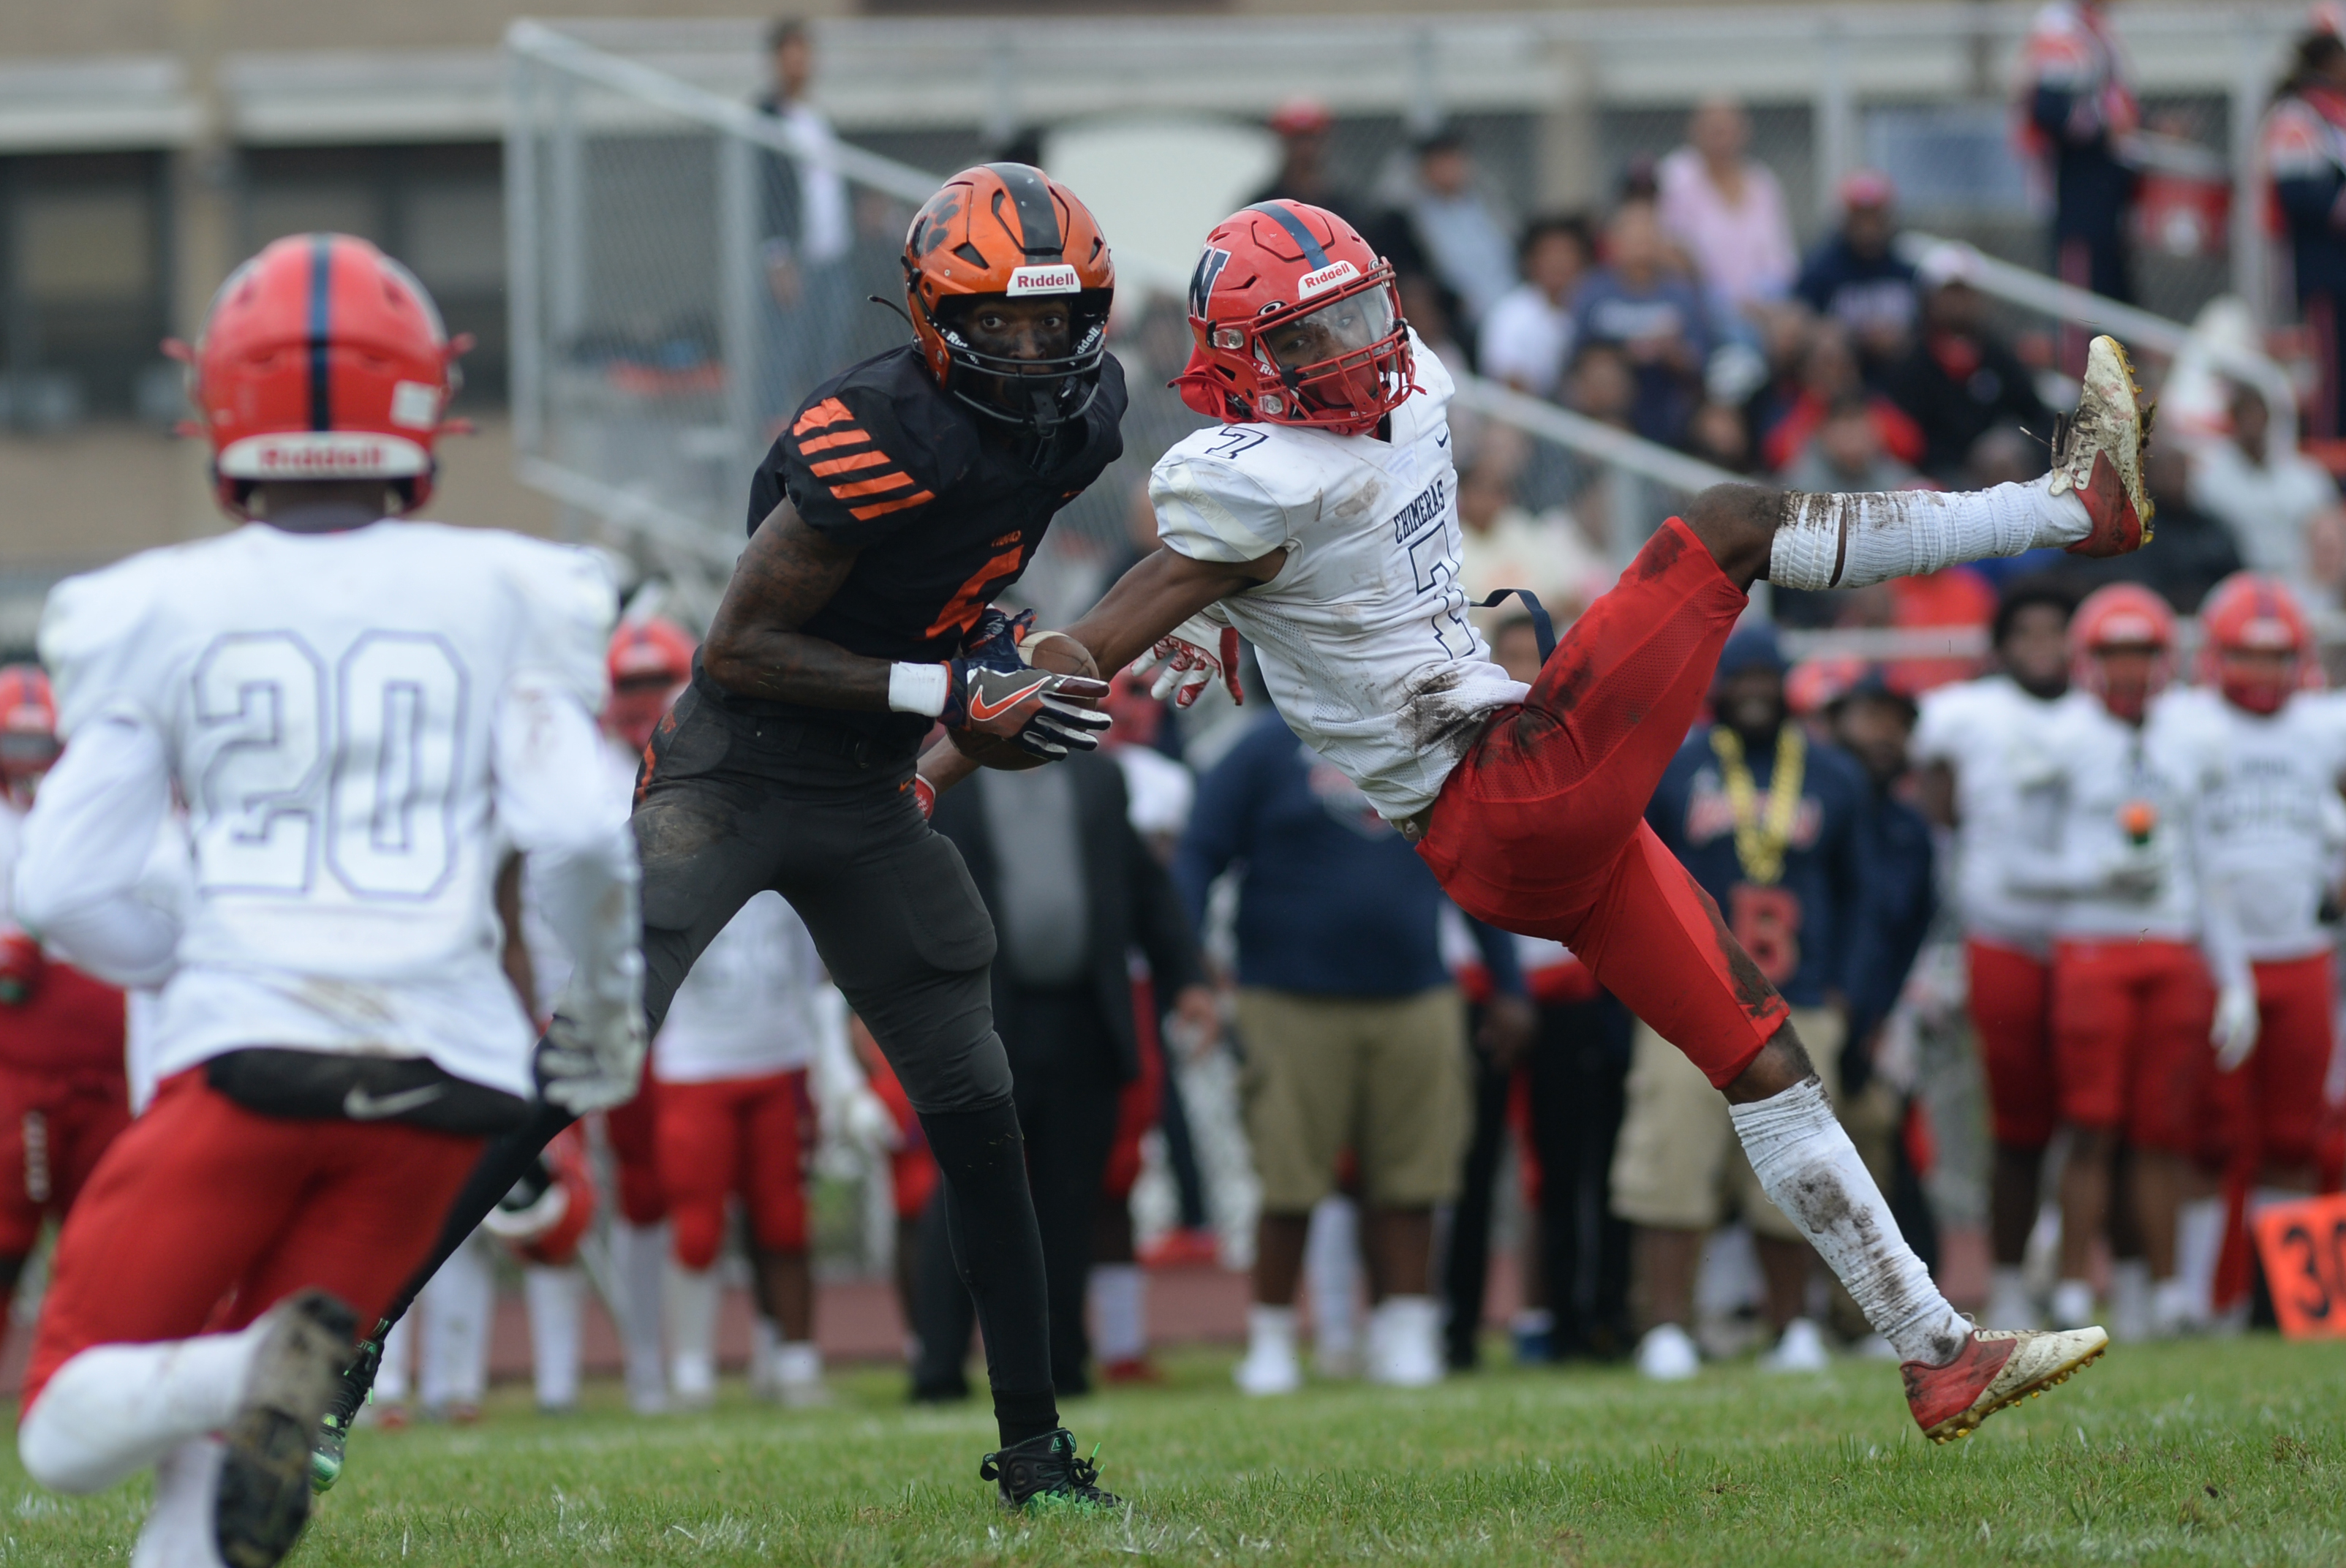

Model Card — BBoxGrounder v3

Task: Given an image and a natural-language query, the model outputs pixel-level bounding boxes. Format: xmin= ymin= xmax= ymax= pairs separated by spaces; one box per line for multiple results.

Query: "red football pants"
xmin=863 ymin=1048 xmax=935 ymax=1221
xmin=2209 ymin=953 xmax=2337 ymax=1172
xmin=602 ymin=1061 xmax=664 ymax=1226
xmin=2048 ymin=938 xmax=2214 ymax=1152
xmin=1968 ymin=939 xmax=2056 ymax=1148
xmin=0 ymin=1066 xmax=131 ymax=1257
xmin=654 ymin=1069 xmax=810 ymax=1271
xmin=21 ymin=1069 xmax=480 ymax=1411
xmin=1417 ymin=516 xmax=1789 ymax=1088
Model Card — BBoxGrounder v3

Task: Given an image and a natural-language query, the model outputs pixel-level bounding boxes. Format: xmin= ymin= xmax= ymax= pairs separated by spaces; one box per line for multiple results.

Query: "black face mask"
xmin=927 ymin=293 xmax=1112 ymax=438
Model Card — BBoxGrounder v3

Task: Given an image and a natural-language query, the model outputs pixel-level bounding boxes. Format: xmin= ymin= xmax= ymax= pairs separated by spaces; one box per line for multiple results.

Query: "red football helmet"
xmin=181 ymin=233 xmax=465 ymax=518
xmin=2070 ymin=583 xmax=2176 ymax=723
xmin=0 ymin=666 xmax=59 ymax=797
xmin=2199 ymin=571 xmax=2315 ymax=715
xmin=605 ymin=617 xmax=698 ymax=753
xmin=1174 ymin=200 xmax=1415 ymax=437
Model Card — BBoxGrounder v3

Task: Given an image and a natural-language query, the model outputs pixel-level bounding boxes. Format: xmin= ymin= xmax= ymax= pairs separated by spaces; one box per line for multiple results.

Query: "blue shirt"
xmin=1793 ymin=236 xmax=1918 ymax=350
xmin=1176 ymin=714 xmax=1521 ymax=999
xmin=1645 ymin=724 xmax=1873 ymax=1009
xmin=1844 ymin=786 xmax=1936 ymax=1061
xmin=1569 ymin=269 xmax=1712 ymax=447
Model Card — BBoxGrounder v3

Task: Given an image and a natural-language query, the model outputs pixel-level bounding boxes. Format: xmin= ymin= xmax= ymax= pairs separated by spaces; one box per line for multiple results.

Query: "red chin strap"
xmin=2220 ymin=670 xmax=2289 ymax=715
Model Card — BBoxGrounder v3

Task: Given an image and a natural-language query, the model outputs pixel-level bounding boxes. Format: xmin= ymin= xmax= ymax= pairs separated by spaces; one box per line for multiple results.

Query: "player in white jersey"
xmin=2005 ymin=585 xmax=2223 ymax=1337
xmin=1911 ymin=580 xmax=2077 ymax=1330
xmin=937 ymin=197 xmax=2146 ymax=1439
xmin=5 ymin=234 xmax=641 ymax=1568
xmin=2161 ymin=576 xmax=2346 ymax=1264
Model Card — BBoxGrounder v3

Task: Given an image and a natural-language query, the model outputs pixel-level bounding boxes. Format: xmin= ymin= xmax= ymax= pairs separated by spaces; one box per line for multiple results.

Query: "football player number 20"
xmin=193 ymin=630 xmax=469 ymax=900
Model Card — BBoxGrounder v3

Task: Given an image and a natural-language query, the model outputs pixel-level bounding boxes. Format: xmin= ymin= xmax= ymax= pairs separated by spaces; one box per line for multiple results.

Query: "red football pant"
xmin=21 ymin=1068 xmax=481 ymax=1411
xmin=1418 ymin=517 xmax=1789 ymax=1088
xmin=2048 ymin=938 xmax=2213 ymax=1151
xmin=1968 ymin=940 xmax=2056 ymax=1149
xmin=2209 ymin=953 xmax=2337 ymax=1173
xmin=863 ymin=1049 xmax=935 ymax=1221
xmin=1104 ymin=981 xmax=1167 ymax=1203
xmin=602 ymin=1063 xmax=664 ymax=1226
xmin=0 ymin=1067 xmax=130 ymax=1257
xmin=655 ymin=1069 xmax=810 ymax=1271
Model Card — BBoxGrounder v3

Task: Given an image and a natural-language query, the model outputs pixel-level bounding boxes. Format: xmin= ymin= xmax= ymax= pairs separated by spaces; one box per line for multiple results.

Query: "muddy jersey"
xmin=2155 ymin=687 xmax=2346 ymax=962
xmin=742 ymin=343 xmax=1128 ymax=758
xmin=1912 ymin=674 xmax=2070 ymax=951
xmin=1149 ymin=339 xmax=1528 ymax=820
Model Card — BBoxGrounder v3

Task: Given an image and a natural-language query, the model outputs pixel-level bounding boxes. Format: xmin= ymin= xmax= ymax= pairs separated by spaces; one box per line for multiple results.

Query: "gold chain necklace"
xmin=1710 ymin=723 xmax=1805 ymax=885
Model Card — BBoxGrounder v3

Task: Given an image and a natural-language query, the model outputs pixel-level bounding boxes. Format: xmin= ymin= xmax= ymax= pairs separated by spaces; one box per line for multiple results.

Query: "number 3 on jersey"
xmin=193 ymin=630 xmax=469 ymax=900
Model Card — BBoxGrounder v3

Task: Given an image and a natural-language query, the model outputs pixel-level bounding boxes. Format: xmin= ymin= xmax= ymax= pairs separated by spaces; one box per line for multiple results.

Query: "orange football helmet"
xmin=901 ymin=163 xmax=1115 ymax=434
xmin=2070 ymin=583 xmax=2176 ymax=723
xmin=605 ymin=617 xmax=698 ymax=753
xmin=1174 ymin=199 xmax=1414 ymax=436
xmin=2199 ymin=572 xmax=2316 ymax=714
xmin=181 ymin=233 xmax=465 ymax=517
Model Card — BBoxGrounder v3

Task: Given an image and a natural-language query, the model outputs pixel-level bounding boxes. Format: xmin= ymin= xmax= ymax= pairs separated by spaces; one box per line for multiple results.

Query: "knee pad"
xmin=897 ymin=1030 xmax=1014 ymax=1116
xmin=668 ymin=1204 xmax=725 ymax=1273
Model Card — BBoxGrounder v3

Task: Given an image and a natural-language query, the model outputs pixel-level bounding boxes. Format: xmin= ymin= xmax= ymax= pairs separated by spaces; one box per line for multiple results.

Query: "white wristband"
xmin=888 ymin=660 xmax=950 ymax=717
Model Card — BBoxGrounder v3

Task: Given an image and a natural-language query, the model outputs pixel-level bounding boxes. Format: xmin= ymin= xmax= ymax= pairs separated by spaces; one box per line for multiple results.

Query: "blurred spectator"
xmin=1687 ymin=399 xmax=1759 ymax=475
xmin=1795 ymin=171 xmax=1919 ymax=378
xmin=917 ymin=753 xmax=1209 ymax=1400
xmin=2018 ymin=0 xmax=2141 ymax=353
xmin=1572 ymin=201 xmax=1712 ymax=446
xmin=1658 ymin=97 xmax=1800 ymax=313
xmin=1180 ymin=710 xmax=1525 ymax=1394
xmin=755 ymin=18 xmax=854 ymax=424
xmin=1456 ymin=432 xmax=1608 ymax=633
xmin=1399 ymin=271 xmax=1473 ymax=386
xmin=2059 ymin=443 xmax=2241 ymax=611
xmin=1395 ymin=126 xmax=1517 ymax=335
xmin=1886 ymin=248 xmax=2053 ymax=485
xmin=1827 ymin=675 xmax=1936 ymax=1057
xmin=1479 ymin=215 xmax=1593 ymax=399
xmin=1249 ymin=97 xmax=1367 ymax=233
xmin=1782 ymin=395 xmax=1922 ymax=493
xmin=2265 ymin=31 xmax=2346 ymax=440
xmin=1762 ymin=327 xmax=1926 ymax=475
xmin=2187 ymin=379 xmax=2344 ymax=586
xmin=1611 ymin=628 xmax=1871 ymax=1379
xmin=1564 ymin=342 xmax=1638 ymax=431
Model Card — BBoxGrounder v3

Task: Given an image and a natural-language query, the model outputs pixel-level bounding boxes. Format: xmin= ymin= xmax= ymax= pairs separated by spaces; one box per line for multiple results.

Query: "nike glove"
xmin=1131 ymin=609 xmax=1243 ymax=709
xmin=2211 ymin=979 xmax=2260 ymax=1073
xmin=942 ymin=661 xmax=1112 ymax=759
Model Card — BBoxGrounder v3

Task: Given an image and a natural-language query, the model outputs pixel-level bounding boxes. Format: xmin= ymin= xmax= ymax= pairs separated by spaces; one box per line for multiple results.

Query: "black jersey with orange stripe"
xmin=739 ymin=342 xmax=1127 ymax=754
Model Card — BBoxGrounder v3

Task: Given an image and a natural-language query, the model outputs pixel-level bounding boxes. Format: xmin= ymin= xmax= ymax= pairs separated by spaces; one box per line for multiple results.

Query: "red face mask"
xmin=2217 ymin=652 xmax=2293 ymax=716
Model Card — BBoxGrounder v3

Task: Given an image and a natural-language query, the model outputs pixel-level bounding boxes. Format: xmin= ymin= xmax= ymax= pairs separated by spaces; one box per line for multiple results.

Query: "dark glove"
xmin=940 ymin=662 xmax=1112 ymax=759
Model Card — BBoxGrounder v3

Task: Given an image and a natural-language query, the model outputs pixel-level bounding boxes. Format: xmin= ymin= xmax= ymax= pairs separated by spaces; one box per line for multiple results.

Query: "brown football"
xmin=949 ymin=631 xmax=1104 ymax=772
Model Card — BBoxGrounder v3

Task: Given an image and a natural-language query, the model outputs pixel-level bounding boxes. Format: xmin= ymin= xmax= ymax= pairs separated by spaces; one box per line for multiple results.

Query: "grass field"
xmin=4 ymin=1337 xmax=2345 ymax=1565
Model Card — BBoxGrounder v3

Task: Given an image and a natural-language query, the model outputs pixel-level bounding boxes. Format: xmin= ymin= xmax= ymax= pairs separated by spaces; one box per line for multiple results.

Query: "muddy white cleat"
xmin=218 ymin=1291 xmax=358 ymax=1568
xmin=1903 ymin=1323 xmax=2108 ymax=1443
xmin=2048 ymin=334 xmax=2154 ymax=557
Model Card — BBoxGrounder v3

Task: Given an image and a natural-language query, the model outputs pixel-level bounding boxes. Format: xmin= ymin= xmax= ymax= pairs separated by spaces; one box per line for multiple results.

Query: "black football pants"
xmin=371 ymin=682 xmax=1059 ymax=1436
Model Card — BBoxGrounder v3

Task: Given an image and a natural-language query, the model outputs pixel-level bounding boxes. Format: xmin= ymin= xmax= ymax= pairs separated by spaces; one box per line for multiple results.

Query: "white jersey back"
xmin=654 ymin=890 xmax=837 ymax=1083
xmin=39 ymin=521 xmax=613 ymax=1097
xmin=1911 ymin=674 xmax=2068 ymax=950
xmin=520 ymin=734 xmax=643 ymax=1017
xmin=1150 ymin=340 xmax=1530 ymax=820
xmin=2156 ymin=686 xmax=2346 ymax=961
xmin=2030 ymin=690 xmax=2200 ymax=941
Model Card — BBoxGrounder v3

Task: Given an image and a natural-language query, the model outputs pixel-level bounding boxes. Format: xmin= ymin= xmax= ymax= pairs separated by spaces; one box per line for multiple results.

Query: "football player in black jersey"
xmin=312 ymin=165 xmax=1129 ymax=1512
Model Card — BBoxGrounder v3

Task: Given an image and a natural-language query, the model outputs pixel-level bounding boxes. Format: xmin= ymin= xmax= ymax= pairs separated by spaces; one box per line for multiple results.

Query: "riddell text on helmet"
xmin=1006 ymin=264 xmax=1081 ymax=295
xmin=217 ymin=431 xmax=431 ymax=478
xmin=1296 ymin=259 xmax=1359 ymax=299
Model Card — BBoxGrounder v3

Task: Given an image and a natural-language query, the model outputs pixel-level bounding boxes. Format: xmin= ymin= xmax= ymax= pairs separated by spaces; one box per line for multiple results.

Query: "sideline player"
xmin=0 ymin=666 xmax=133 ymax=1316
xmin=319 ymin=164 xmax=1128 ymax=1509
xmin=2007 ymin=585 xmax=2218 ymax=1336
xmin=2161 ymin=576 xmax=2346 ymax=1294
xmin=1911 ymin=580 xmax=2078 ymax=1330
xmin=8 ymin=233 xmax=640 ymax=1567
xmin=981 ymin=199 xmax=2128 ymax=1439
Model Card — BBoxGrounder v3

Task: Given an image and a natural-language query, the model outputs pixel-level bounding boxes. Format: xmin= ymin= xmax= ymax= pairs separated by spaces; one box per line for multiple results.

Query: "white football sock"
xmin=131 ymin=1435 xmax=227 ymax=1568
xmin=419 ymin=1234 xmax=491 ymax=1411
xmin=1089 ymin=1263 xmax=1147 ymax=1364
xmin=774 ymin=1340 xmax=823 ymax=1389
xmin=1986 ymin=1264 xmax=2037 ymax=1330
xmin=2108 ymin=1258 xmax=2153 ymax=1343
xmin=749 ymin=1313 xmax=781 ymax=1396
xmin=374 ymin=1314 xmax=413 ymax=1405
xmin=666 ymin=1264 xmax=719 ymax=1403
xmin=2175 ymin=1196 xmax=2226 ymax=1319
xmin=1729 ymin=1080 xmax=1966 ymax=1366
xmin=1768 ymin=478 xmax=2092 ymax=590
xmin=611 ymin=1221 xmax=668 ymax=1412
xmin=524 ymin=1264 xmax=584 ymax=1410
xmin=1303 ymin=1196 xmax=1362 ymax=1359
xmin=20 ymin=1326 xmax=260 ymax=1494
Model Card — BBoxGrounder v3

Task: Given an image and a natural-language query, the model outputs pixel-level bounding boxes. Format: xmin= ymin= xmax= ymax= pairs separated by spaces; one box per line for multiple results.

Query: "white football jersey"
xmin=2021 ymin=689 xmax=2202 ymax=942
xmin=37 ymin=520 xmax=616 ymax=1099
xmin=1911 ymin=674 xmax=2070 ymax=951
xmin=1150 ymin=339 xmax=1530 ymax=821
xmin=2155 ymin=687 xmax=2346 ymax=962
xmin=654 ymin=890 xmax=839 ymax=1083
xmin=518 ymin=733 xmax=644 ymax=1017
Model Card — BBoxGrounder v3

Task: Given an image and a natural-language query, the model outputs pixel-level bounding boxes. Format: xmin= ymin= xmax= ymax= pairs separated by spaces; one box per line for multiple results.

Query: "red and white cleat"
xmin=1903 ymin=1323 xmax=2110 ymax=1444
xmin=2051 ymin=335 xmax=2154 ymax=558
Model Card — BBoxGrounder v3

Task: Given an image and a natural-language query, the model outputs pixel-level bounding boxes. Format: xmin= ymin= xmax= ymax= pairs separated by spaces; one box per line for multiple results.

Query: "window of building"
xmin=0 ymin=151 xmax=170 ymax=426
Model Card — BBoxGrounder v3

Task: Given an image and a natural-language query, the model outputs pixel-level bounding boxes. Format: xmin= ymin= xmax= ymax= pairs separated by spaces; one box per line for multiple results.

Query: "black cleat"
xmin=978 ymin=1428 xmax=1123 ymax=1512
xmin=308 ymin=1321 xmax=388 ymax=1493
xmin=216 ymin=1290 xmax=357 ymax=1568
